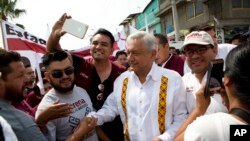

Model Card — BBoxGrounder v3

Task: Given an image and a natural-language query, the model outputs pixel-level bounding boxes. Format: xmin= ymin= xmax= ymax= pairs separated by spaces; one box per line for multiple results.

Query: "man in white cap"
xmin=183 ymin=24 xmax=236 ymax=74
xmin=182 ymin=31 xmax=227 ymax=115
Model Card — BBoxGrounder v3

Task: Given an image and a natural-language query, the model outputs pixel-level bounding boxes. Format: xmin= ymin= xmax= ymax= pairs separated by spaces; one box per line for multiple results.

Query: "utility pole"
xmin=171 ymin=0 xmax=180 ymax=42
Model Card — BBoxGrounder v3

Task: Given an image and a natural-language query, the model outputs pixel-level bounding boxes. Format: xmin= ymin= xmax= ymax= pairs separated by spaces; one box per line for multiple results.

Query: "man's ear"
xmin=111 ymin=46 xmax=114 ymax=55
xmin=151 ymin=49 xmax=157 ymax=59
xmin=0 ymin=79 xmax=5 ymax=96
xmin=164 ymin=43 xmax=169 ymax=48
xmin=224 ymin=75 xmax=233 ymax=87
xmin=212 ymin=45 xmax=217 ymax=54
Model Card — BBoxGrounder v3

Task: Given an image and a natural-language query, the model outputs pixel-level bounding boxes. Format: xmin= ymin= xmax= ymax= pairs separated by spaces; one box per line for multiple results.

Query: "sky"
xmin=12 ymin=0 xmax=150 ymax=50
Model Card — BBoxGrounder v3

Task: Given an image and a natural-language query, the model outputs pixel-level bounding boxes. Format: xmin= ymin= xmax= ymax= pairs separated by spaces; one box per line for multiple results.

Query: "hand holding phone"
xmin=62 ymin=18 xmax=88 ymax=39
xmin=204 ymin=59 xmax=224 ymax=98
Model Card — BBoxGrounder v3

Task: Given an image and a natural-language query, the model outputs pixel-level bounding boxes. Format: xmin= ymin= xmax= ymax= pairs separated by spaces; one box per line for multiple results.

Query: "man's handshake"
xmin=66 ymin=116 xmax=97 ymax=141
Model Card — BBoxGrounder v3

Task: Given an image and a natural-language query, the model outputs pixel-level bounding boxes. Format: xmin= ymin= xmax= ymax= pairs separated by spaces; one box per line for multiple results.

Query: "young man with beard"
xmin=0 ymin=50 xmax=18 ymax=141
xmin=46 ymin=13 xmax=125 ymax=141
xmin=12 ymin=64 xmax=37 ymax=117
xmin=36 ymin=51 xmax=98 ymax=141
xmin=0 ymin=50 xmax=47 ymax=141
xmin=23 ymin=65 xmax=37 ymax=91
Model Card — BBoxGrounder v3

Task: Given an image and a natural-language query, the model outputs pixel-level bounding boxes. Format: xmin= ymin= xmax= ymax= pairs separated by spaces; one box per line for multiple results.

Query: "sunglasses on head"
xmin=50 ymin=67 xmax=74 ymax=78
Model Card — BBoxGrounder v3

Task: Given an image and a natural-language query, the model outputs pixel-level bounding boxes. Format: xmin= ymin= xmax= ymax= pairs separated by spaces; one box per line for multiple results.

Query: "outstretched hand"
xmin=65 ymin=116 xmax=97 ymax=141
xmin=78 ymin=116 xmax=97 ymax=133
xmin=52 ymin=13 xmax=71 ymax=38
xmin=36 ymin=99 xmax=72 ymax=129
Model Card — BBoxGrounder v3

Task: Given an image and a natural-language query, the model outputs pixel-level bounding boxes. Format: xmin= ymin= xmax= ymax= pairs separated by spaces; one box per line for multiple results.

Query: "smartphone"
xmin=204 ymin=59 xmax=224 ymax=98
xmin=62 ymin=18 xmax=88 ymax=39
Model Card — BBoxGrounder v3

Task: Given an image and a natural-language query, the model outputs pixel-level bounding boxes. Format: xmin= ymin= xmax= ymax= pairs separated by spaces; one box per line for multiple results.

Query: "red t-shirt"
xmin=72 ymin=54 xmax=126 ymax=140
xmin=163 ymin=54 xmax=185 ymax=76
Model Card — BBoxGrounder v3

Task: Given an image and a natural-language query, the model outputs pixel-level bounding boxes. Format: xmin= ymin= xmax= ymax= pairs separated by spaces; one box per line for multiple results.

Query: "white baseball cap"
xmin=183 ymin=31 xmax=214 ymax=49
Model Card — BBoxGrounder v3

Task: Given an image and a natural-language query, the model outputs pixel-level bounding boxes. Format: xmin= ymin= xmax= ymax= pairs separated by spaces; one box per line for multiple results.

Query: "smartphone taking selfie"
xmin=204 ymin=59 xmax=224 ymax=98
xmin=62 ymin=18 xmax=88 ymax=39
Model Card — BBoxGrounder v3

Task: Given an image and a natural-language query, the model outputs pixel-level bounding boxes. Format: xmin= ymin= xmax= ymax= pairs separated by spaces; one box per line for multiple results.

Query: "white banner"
xmin=1 ymin=20 xmax=46 ymax=94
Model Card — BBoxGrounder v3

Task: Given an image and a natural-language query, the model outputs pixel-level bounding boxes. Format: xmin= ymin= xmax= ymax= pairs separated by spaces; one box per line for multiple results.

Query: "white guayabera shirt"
xmin=89 ymin=63 xmax=188 ymax=141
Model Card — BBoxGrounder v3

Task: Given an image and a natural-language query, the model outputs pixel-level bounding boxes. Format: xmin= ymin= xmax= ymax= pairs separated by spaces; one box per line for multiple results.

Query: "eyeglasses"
xmin=97 ymin=84 xmax=104 ymax=101
xmin=50 ymin=67 xmax=74 ymax=78
xmin=184 ymin=45 xmax=212 ymax=57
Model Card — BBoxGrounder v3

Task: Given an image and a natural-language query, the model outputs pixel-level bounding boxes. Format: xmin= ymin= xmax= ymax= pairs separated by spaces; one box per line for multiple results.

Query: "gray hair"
xmin=126 ymin=31 xmax=157 ymax=51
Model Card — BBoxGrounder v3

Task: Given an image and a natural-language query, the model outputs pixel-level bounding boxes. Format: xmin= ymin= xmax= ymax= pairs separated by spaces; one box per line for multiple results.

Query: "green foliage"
xmin=0 ymin=0 xmax=26 ymax=20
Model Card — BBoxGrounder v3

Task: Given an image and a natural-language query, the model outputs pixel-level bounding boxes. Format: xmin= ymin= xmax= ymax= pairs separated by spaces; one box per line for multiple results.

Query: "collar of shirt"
xmin=161 ymin=53 xmax=173 ymax=68
xmin=189 ymin=71 xmax=208 ymax=85
xmin=131 ymin=62 xmax=160 ymax=84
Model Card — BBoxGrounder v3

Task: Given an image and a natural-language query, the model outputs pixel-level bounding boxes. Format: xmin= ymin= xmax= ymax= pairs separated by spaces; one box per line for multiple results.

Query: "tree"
xmin=0 ymin=0 xmax=26 ymax=21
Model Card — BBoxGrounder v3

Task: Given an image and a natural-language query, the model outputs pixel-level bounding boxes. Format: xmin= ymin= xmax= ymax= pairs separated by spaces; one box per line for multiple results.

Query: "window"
xmin=166 ymin=14 xmax=174 ymax=33
xmin=187 ymin=3 xmax=194 ymax=19
xmin=186 ymin=1 xmax=204 ymax=19
xmin=232 ymin=0 xmax=250 ymax=8
xmin=149 ymin=27 xmax=156 ymax=34
xmin=160 ymin=0 xmax=165 ymax=4
xmin=232 ymin=0 xmax=241 ymax=8
xmin=195 ymin=1 xmax=204 ymax=15
xmin=243 ymin=0 xmax=250 ymax=8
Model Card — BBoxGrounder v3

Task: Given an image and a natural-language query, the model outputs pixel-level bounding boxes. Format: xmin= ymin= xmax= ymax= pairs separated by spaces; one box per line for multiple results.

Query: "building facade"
xmin=135 ymin=0 xmax=162 ymax=34
xmin=119 ymin=13 xmax=139 ymax=37
xmin=156 ymin=0 xmax=250 ymax=43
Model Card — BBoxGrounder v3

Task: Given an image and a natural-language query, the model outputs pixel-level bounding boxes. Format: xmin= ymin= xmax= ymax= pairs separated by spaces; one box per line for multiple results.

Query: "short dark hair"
xmin=115 ymin=50 xmax=127 ymax=60
xmin=229 ymin=34 xmax=243 ymax=44
xmin=200 ymin=24 xmax=215 ymax=32
xmin=0 ymin=50 xmax=22 ymax=80
xmin=169 ymin=46 xmax=176 ymax=50
xmin=42 ymin=51 xmax=69 ymax=69
xmin=91 ymin=28 xmax=115 ymax=46
xmin=21 ymin=56 xmax=31 ymax=68
xmin=189 ymin=25 xmax=201 ymax=33
xmin=33 ymin=85 xmax=42 ymax=97
xmin=189 ymin=24 xmax=215 ymax=33
xmin=224 ymin=41 xmax=250 ymax=104
xmin=154 ymin=33 xmax=168 ymax=45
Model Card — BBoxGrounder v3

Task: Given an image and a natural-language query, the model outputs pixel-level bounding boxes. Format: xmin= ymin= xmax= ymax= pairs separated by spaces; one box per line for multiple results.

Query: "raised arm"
xmin=174 ymin=85 xmax=211 ymax=141
xmin=46 ymin=13 xmax=70 ymax=52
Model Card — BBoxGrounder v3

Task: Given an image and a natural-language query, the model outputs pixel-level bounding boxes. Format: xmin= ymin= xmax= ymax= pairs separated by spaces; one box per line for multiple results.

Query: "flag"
xmin=0 ymin=20 xmax=92 ymax=93
xmin=1 ymin=20 xmax=46 ymax=94
xmin=113 ymin=28 xmax=127 ymax=51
